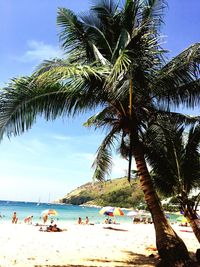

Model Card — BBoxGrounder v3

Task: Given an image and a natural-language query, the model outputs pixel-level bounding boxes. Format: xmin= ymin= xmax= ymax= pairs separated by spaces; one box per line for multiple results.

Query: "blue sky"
xmin=0 ymin=0 xmax=199 ymax=202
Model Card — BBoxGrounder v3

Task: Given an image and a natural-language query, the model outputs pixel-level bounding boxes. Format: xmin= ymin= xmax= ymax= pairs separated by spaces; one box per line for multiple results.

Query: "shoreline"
xmin=0 ymin=222 xmax=198 ymax=267
xmin=79 ymin=203 xmax=134 ymax=211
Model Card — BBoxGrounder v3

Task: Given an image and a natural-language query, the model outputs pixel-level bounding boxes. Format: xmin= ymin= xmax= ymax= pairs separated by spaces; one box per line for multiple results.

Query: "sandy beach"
xmin=0 ymin=222 xmax=198 ymax=267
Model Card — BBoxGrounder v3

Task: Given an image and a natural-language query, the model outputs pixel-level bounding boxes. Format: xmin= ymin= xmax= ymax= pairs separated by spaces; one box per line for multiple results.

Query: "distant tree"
xmin=144 ymin=117 xmax=200 ymax=242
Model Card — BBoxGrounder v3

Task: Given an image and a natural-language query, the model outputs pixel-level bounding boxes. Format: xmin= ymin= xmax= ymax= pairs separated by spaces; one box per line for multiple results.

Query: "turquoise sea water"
xmin=0 ymin=200 xmax=179 ymax=224
xmin=0 ymin=201 xmax=125 ymax=224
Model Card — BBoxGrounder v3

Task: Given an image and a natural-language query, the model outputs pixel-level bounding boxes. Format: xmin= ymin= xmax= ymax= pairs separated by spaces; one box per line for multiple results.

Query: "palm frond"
xmin=57 ymin=8 xmax=93 ymax=61
xmin=144 ymin=124 xmax=179 ymax=196
xmin=92 ymin=127 xmax=119 ymax=181
xmin=84 ymin=0 xmax=123 ymax=56
xmin=80 ymin=15 xmax=113 ymax=56
xmin=153 ymin=43 xmax=200 ymax=108
xmin=90 ymin=0 xmax=119 ymax=20
xmin=34 ymin=59 xmax=68 ymax=76
xmin=118 ymin=132 xmax=129 ymax=159
xmin=0 ymin=77 xmax=71 ymax=138
xmin=155 ymin=111 xmax=200 ymax=126
xmin=34 ymin=64 xmax=115 ymax=114
xmin=121 ymin=0 xmax=140 ymax=34
xmin=83 ymin=108 xmax=117 ymax=130
xmin=111 ymin=29 xmax=131 ymax=63
xmin=92 ymin=44 xmax=111 ymax=65
xmin=140 ymin=0 xmax=167 ymax=30
xmin=36 ymin=64 xmax=109 ymax=85
xmin=145 ymin=118 xmax=200 ymax=198
xmin=182 ymin=125 xmax=200 ymax=193
xmin=107 ymin=49 xmax=131 ymax=85
xmin=0 ymin=72 xmax=107 ymax=138
xmin=125 ymin=26 xmax=165 ymax=79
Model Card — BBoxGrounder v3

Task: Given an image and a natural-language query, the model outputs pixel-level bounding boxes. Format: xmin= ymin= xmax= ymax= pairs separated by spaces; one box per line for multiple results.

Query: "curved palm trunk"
xmin=133 ymin=146 xmax=197 ymax=266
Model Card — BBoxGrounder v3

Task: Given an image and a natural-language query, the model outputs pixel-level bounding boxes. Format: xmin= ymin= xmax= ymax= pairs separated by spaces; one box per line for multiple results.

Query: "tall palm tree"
xmin=144 ymin=118 xmax=200 ymax=242
xmin=0 ymin=0 xmax=200 ymax=265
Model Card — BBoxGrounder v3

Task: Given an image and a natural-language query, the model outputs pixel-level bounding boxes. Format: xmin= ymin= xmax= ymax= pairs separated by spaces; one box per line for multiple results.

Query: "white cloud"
xmin=0 ymin=123 xmax=139 ymax=201
xmin=112 ymin=156 xmax=136 ymax=178
xmin=16 ymin=40 xmax=63 ymax=63
xmin=74 ymin=152 xmax=95 ymax=161
xmin=51 ymin=134 xmax=73 ymax=141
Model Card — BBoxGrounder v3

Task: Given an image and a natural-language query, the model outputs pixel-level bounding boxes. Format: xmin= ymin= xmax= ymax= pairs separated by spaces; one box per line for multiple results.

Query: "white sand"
xmin=0 ymin=222 xmax=198 ymax=267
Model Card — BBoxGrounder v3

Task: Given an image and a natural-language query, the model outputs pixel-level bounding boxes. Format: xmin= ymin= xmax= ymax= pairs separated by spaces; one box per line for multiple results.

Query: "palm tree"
xmin=0 ymin=0 xmax=200 ymax=265
xmin=144 ymin=118 xmax=200 ymax=242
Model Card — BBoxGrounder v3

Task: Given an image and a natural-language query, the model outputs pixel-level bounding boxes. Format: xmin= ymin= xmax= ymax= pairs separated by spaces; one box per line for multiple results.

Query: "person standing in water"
xmin=78 ymin=217 xmax=82 ymax=224
xmin=43 ymin=214 xmax=48 ymax=224
xmin=12 ymin=212 xmax=18 ymax=224
xmin=85 ymin=216 xmax=89 ymax=224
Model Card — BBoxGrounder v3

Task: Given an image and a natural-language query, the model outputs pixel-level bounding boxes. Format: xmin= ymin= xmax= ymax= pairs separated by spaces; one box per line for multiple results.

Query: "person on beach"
xmin=104 ymin=218 xmax=109 ymax=224
xmin=78 ymin=217 xmax=82 ymax=224
xmin=108 ymin=218 xmax=113 ymax=224
xmin=12 ymin=212 xmax=18 ymax=224
xmin=43 ymin=214 xmax=48 ymax=224
xmin=51 ymin=224 xmax=62 ymax=232
xmin=40 ymin=224 xmax=63 ymax=232
xmin=24 ymin=215 xmax=33 ymax=224
xmin=85 ymin=216 xmax=89 ymax=224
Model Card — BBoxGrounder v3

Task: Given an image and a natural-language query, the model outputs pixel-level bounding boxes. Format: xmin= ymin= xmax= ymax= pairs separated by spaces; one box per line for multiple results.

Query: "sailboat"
xmin=36 ymin=197 xmax=40 ymax=206
xmin=47 ymin=193 xmax=51 ymax=205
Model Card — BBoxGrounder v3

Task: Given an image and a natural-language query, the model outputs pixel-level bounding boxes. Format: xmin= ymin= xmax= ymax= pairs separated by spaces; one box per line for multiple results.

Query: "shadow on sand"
xmin=34 ymin=250 xmax=159 ymax=267
xmin=34 ymin=250 xmax=198 ymax=267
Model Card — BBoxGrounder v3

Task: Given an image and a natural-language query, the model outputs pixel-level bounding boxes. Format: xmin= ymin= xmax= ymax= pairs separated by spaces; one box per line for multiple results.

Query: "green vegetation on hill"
xmin=59 ymin=177 xmax=145 ymax=208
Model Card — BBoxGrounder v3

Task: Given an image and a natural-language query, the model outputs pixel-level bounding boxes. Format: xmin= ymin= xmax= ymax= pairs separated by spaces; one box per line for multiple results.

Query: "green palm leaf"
xmin=182 ymin=125 xmax=200 ymax=192
xmin=141 ymin=0 xmax=167 ymax=29
xmin=83 ymin=108 xmax=117 ymax=129
xmin=0 ymin=77 xmax=72 ymax=137
xmin=92 ymin=127 xmax=119 ymax=181
xmin=122 ymin=0 xmax=139 ymax=34
xmin=145 ymin=119 xmax=200 ymax=197
xmin=153 ymin=43 xmax=200 ymax=107
xmin=57 ymin=8 xmax=93 ymax=61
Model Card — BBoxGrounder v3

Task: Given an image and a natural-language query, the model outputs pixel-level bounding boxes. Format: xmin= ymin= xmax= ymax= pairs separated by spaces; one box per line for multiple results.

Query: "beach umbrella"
xmin=127 ymin=210 xmax=138 ymax=217
xmin=99 ymin=206 xmax=114 ymax=215
xmin=41 ymin=209 xmax=58 ymax=216
xmin=103 ymin=211 xmax=114 ymax=217
xmin=112 ymin=207 xmax=124 ymax=216
xmin=99 ymin=207 xmax=124 ymax=216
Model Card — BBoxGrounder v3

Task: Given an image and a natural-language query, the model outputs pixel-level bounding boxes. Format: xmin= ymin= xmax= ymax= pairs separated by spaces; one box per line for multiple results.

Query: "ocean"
xmin=0 ymin=201 xmax=128 ymax=224
xmin=0 ymin=200 xmax=179 ymax=224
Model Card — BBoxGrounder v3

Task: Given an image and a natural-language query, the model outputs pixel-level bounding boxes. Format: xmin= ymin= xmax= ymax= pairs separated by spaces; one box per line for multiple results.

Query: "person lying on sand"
xmin=47 ymin=224 xmax=62 ymax=232
xmin=39 ymin=224 xmax=65 ymax=232
xmin=179 ymin=222 xmax=188 ymax=227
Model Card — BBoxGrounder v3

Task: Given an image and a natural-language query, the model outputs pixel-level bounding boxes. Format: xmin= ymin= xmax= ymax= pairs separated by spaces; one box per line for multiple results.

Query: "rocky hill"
xmin=58 ymin=177 xmax=145 ymax=208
